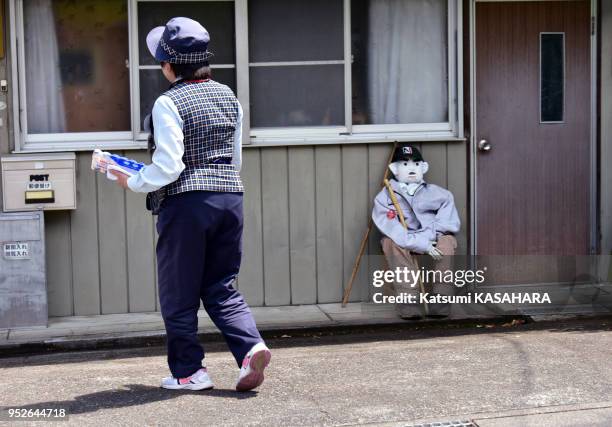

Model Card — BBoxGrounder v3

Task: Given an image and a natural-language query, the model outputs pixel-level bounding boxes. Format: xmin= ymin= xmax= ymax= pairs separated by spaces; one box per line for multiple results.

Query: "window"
xmin=249 ymin=0 xmax=460 ymax=143
xmin=540 ymin=32 xmax=564 ymax=123
xmin=248 ymin=0 xmax=345 ymax=129
xmin=21 ymin=0 xmax=131 ymax=139
xmin=137 ymin=1 xmax=236 ymax=131
xmin=352 ymin=0 xmax=448 ymax=125
xmin=12 ymin=0 xmax=462 ymax=151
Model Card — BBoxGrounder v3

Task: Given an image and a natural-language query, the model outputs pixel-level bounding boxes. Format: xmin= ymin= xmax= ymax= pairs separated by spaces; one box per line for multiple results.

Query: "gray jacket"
xmin=372 ymin=179 xmax=460 ymax=253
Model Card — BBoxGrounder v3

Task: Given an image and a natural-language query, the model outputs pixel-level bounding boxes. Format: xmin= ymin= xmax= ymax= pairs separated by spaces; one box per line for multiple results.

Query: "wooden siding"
xmin=43 ymin=142 xmax=468 ymax=316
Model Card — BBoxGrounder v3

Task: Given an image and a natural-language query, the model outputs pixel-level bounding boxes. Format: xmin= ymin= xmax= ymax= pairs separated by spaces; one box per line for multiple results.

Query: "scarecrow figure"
xmin=372 ymin=144 xmax=460 ymax=319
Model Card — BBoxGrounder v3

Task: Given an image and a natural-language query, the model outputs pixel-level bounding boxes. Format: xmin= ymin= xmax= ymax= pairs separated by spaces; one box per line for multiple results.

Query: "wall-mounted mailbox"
xmin=1 ymin=153 xmax=76 ymax=212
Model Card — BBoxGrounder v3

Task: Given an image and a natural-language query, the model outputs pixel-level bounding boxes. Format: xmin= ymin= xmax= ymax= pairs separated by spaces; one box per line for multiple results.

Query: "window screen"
xmin=248 ymin=0 xmax=345 ymax=128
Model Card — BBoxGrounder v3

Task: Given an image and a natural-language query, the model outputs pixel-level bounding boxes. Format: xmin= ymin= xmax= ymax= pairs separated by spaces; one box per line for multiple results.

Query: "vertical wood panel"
xmin=241 ymin=149 xmax=265 ymax=306
xmin=315 ymin=146 xmax=344 ymax=303
xmin=125 ymin=151 xmax=156 ymax=313
xmin=45 ymin=142 xmax=470 ymax=315
xmin=342 ymin=145 xmax=369 ymax=302
xmin=70 ymin=153 xmax=100 ymax=315
xmin=261 ymin=147 xmax=291 ymax=305
xmin=96 ymin=166 xmax=128 ymax=314
xmin=420 ymin=143 xmax=448 ymax=187
xmin=447 ymin=142 xmax=468 ymax=255
xmin=367 ymin=143 xmax=392 ymax=299
xmin=288 ymin=147 xmax=317 ymax=304
xmin=45 ymin=211 xmax=73 ymax=316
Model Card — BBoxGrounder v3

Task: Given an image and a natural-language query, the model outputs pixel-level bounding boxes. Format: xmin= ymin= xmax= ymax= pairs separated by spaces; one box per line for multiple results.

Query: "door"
xmin=475 ymin=1 xmax=592 ymax=284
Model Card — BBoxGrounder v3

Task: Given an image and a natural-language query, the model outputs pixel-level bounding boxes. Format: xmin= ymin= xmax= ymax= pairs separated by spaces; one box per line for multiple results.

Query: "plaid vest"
xmin=159 ymin=79 xmax=244 ymax=198
xmin=146 ymin=80 xmax=244 ymax=213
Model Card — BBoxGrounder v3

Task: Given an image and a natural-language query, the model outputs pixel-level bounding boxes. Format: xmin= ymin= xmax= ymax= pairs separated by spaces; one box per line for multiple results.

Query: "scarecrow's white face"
xmin=389 ymin=160 xmax=429 ymax=184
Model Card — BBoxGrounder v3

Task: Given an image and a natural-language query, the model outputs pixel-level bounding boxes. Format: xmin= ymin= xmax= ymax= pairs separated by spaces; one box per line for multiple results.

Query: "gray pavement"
xmin=0 ymin=317 xmax=611 ymax=426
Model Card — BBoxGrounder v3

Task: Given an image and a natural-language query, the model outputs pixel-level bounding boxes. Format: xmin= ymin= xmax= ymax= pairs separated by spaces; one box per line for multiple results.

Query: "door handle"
xmin=478 ymin=139 xmax=492 ymax=152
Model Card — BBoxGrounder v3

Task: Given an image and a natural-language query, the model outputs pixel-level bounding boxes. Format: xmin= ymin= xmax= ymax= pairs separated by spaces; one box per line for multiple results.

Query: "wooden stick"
xmin=341 ymin=219 xmax=373 ymax=307
xmin=342 ymin=142 xmax=397 ymax=307
xmin=383 ymin=179 xmax=429 ymax=315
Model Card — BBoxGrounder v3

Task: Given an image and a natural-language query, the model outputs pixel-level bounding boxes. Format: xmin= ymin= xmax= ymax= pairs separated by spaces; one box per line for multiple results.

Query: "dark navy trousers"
xmin=156 ymin=191 xmax=263 ymax=378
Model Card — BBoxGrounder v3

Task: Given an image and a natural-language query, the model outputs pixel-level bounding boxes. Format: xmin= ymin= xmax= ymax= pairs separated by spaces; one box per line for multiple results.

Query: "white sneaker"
xmin=236 ymin=342 xmax=271 ymax=392
xmin=161 ymin=368 xmax=214 ymax=390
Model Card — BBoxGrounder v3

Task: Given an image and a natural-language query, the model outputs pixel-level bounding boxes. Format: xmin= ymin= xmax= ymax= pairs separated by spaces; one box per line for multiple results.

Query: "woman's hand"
xmin=110 ymin=170 xmax=130 ymax=190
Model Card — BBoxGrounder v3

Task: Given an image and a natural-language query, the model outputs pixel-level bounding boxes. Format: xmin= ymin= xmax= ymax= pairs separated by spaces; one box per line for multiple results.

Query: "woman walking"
xmin=111 ymin=17 xmax=271 ymax=392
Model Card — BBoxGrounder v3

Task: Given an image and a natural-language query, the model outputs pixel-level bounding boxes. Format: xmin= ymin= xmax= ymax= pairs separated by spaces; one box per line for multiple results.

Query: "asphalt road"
xmin=1 ymin=318 xmax=611 ymax=426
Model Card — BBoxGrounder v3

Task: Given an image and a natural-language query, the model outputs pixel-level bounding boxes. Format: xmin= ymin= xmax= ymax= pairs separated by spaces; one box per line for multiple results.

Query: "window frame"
xmin=11 ymin=0 xmax=463 ymax=152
